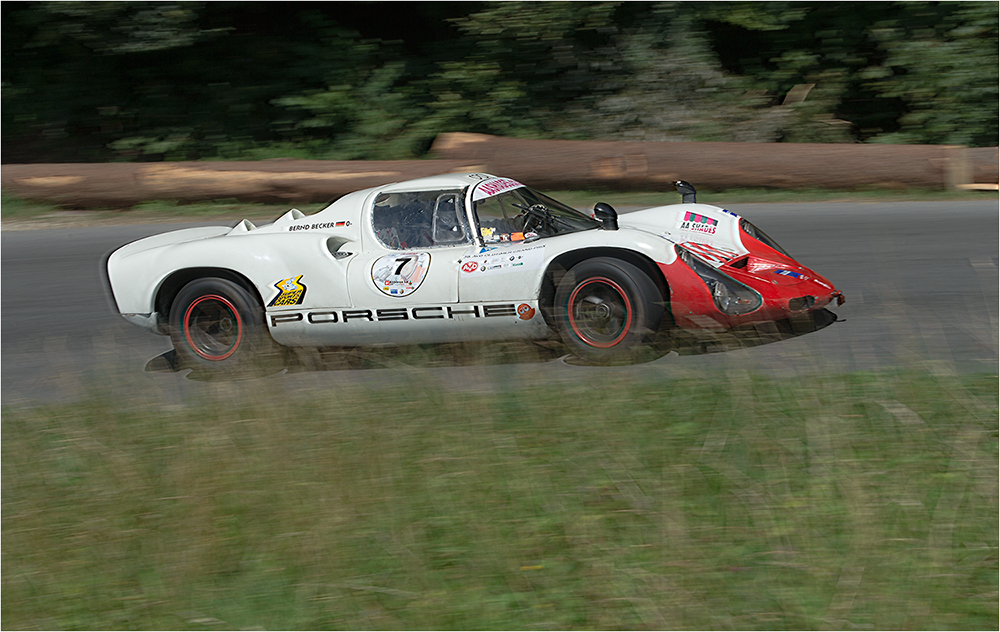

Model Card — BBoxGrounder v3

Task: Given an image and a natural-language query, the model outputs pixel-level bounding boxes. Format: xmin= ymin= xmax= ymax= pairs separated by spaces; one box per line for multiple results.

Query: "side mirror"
xmin=593 ymin=202 xmax=618 ymax=231
xmin=675 ymin=180 xmax=697 ymax=204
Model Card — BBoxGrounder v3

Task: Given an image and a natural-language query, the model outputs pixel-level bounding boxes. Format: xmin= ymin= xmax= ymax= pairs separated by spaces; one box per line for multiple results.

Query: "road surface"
xmin=2 ymin=201 xmax=996 ymax=405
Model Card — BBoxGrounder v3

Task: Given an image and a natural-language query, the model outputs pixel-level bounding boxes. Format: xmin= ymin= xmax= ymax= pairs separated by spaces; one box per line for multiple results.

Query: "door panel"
xmin=347 ymin=246 xmax=468 ymax=307
xmin=458 ymin=242 xmax=548 ymax=303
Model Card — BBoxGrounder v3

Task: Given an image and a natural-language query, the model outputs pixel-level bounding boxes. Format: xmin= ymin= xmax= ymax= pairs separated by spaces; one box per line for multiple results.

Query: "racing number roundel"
xmin=372 ymin=252 xmax=431 ymax=297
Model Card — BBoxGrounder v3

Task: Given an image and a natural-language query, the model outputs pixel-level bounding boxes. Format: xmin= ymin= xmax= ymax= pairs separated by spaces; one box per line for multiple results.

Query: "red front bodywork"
xmin=658 ymin=233 xmax=844 ymax=331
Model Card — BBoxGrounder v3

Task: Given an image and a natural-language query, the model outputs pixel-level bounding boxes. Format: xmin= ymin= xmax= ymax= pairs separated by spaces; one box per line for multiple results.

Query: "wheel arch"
xmin=154 ymin=267 xmax=265 ymax=333
xmin=538 ymin=248 xmax=670 ymax=329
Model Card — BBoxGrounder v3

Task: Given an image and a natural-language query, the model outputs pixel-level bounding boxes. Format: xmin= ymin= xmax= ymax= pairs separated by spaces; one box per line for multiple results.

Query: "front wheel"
xmin=554 ymin=258 xmax=665 ymax=364
xmin=169 ymin=277 xmax=282 ymax=376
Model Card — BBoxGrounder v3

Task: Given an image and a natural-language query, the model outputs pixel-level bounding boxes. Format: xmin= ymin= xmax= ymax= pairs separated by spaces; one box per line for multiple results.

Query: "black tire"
xmin=168 ymin=277 xmax=281 ymax=376
xmin=554 ymin=257 xmax=665 ymax=364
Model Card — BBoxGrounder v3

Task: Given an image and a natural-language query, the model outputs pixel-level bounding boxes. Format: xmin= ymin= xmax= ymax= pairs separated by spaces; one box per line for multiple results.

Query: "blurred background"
xmin=3 ymin=4 xmax=998 ymax=630
xmin=3 ymin=1 xmax=997 ymax=164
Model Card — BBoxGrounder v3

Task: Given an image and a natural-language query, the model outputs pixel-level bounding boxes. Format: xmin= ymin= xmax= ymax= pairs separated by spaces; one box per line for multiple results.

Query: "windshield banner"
xmin=472 ymin=177 xmax=523 ymax=201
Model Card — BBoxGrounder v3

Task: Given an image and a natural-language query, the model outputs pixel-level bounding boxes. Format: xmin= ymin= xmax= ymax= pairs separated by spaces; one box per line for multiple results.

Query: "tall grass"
xmin=3 ymin=369 xmax=996 ymax=630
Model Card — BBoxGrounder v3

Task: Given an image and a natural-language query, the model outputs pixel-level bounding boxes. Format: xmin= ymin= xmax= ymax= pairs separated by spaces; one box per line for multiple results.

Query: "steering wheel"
xmin=515 ymin=203 xmax=553 ymax=234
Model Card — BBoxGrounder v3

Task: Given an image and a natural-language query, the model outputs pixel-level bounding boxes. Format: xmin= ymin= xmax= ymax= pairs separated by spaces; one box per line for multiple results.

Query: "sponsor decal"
xmin=681 ymin=242 xmax=739 ymax=267
xmin=289 ymin=220 xmax=351 ymax=232
xmin=483 ymin=231 xmax=525 ymax=244
xmin=472 ymin=177 xmax=523 ymax=201
xmin=268 ymin=275 xmax=307 ymax=307
xmin=460 ymin=244 xmax=545 ymax=277
xmin=773 ymin=269 xmax=805 ymax=279
xmin=271 ymin=303 xmax=528 ymax=327
xmin=679 ymin=211 xmax=718 ymax=235
xmin=371 ymin=252 xmax=430 ymax=298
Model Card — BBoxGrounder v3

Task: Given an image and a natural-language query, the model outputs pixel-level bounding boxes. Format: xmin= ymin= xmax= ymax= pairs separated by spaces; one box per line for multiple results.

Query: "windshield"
xmin=740 ymin=218 xmax=791 ymax=257
xmin=473 ymin=186 xmax=599 ymax=243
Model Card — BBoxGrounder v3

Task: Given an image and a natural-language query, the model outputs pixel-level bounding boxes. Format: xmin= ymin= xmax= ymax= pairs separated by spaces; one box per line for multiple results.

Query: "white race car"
xmin=105 ymin=173 xmax=844 ymax=374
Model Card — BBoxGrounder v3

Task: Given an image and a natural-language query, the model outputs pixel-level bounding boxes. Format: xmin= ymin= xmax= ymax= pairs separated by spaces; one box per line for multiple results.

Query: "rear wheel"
xmin=555 ymin=257 xmax=665 ymax=364
xmin=169 ymin=277 xmax=281 ymax=376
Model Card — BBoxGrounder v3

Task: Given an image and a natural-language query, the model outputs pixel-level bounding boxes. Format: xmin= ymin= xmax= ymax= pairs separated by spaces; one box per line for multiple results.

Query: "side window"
xmin=372 ymin=189 xmax=471 ymax=250
xmin=473 ymin=191 xmax=522 ymax=242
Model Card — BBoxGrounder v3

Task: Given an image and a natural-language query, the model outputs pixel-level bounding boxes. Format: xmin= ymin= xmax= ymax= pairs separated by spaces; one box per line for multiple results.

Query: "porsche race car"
xmin=105 ymin=173 xmax=844 ymax=374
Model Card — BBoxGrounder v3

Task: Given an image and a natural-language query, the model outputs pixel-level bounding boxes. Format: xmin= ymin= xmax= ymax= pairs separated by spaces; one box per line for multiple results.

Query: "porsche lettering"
xmin=270 ymin=303 xmax=526 ymax=327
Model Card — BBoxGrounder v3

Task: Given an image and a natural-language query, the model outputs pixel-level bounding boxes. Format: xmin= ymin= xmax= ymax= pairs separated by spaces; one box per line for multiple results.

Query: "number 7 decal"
xmin=394 ymin=257 xmax=413 ymax=276
xmin=371 ymin=252 xmax=431 ymax=297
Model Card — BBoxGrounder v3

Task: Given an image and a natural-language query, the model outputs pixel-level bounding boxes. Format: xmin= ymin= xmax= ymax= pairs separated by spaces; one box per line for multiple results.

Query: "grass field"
xmin=2 ymin=186 xmax=997 ymax=628
xmin=3 ymin=187 xmax=997 ymax=226
xmin=3 ymin=368 xmax=997 ymax=630
xmin=0 ymin=191 xmax=296 ymax=225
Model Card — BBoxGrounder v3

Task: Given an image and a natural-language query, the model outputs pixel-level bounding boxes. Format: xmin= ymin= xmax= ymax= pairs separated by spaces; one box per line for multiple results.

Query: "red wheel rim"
xmin=567 ymin=277 xmax=633 ymax=348
xmin=183 ymin=295 xmax=243 ymax=361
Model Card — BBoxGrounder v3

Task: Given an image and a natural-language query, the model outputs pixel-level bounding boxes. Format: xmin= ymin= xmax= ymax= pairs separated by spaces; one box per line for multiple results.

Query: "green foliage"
xmin=566 ymin=7 xmax=796 ymax=143
xmin=2 ymin=2 xmax=997 ymax=163
xmin=866 ymin=2 xmax=999 ymax=147
xmin=28 ymin=1 xmax=217 ymax=54
xmin=3 ymin=370 xmax=997 ymax=629
xmin=436 ymin=1 xmax=624 ymax=135
xmin=702 ymin=1 xmax=999 ymax=144
xmin=273 ymin=61 xmax=432 ymax=160
xmin=0 ymin=190 xmax=62 ymax=218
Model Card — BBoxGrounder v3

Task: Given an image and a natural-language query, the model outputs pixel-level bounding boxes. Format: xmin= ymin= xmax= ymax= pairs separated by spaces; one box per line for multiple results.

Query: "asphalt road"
xmin=2 ymin=201 xmax=997 ymax=405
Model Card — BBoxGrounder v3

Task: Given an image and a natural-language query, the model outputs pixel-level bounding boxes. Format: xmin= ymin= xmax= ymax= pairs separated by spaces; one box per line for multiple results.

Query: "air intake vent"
xmin=326 ymin=237 xmax=353 ymax=260
xmin=788 ymin=296 xmax=816 ymax=312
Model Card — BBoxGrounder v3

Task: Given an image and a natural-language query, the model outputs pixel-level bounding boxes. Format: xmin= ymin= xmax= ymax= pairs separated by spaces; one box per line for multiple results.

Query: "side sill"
xmin=121 ymin=312 xmax=167 ymax=335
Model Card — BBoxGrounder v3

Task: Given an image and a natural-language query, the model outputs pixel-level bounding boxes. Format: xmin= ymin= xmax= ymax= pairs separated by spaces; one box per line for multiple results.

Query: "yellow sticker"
xmin=268 ymin=275 xmax=307 ymax=307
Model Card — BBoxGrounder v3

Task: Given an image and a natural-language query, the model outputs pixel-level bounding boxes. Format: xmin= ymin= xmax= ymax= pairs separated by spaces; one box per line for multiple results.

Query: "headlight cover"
xmin=676 ymin=245 xmax=763 ymax=316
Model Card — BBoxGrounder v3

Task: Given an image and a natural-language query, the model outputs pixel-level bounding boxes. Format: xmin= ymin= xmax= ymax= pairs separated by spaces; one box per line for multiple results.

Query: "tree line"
xmin=2 ymin=1 xmax=996 ymax=163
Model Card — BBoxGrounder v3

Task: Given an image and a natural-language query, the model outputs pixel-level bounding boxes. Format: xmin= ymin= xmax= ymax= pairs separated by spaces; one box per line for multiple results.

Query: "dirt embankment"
xmin=0 ymin=160 xmax=485 ymax=209
xmin=3 ymin=135 xmax=996 ymax=209
xmin=431 ymin=133 xmax=999 ymax=192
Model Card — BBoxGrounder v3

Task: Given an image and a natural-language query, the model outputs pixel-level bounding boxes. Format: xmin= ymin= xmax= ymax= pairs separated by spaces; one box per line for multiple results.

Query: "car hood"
xmin=619 ymin=203 xmax=747 ymax=266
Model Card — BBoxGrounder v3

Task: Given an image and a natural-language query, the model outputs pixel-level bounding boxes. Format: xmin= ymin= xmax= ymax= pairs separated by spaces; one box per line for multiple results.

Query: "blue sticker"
xmin=773 ymin=269 xmax=804 ymax=279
